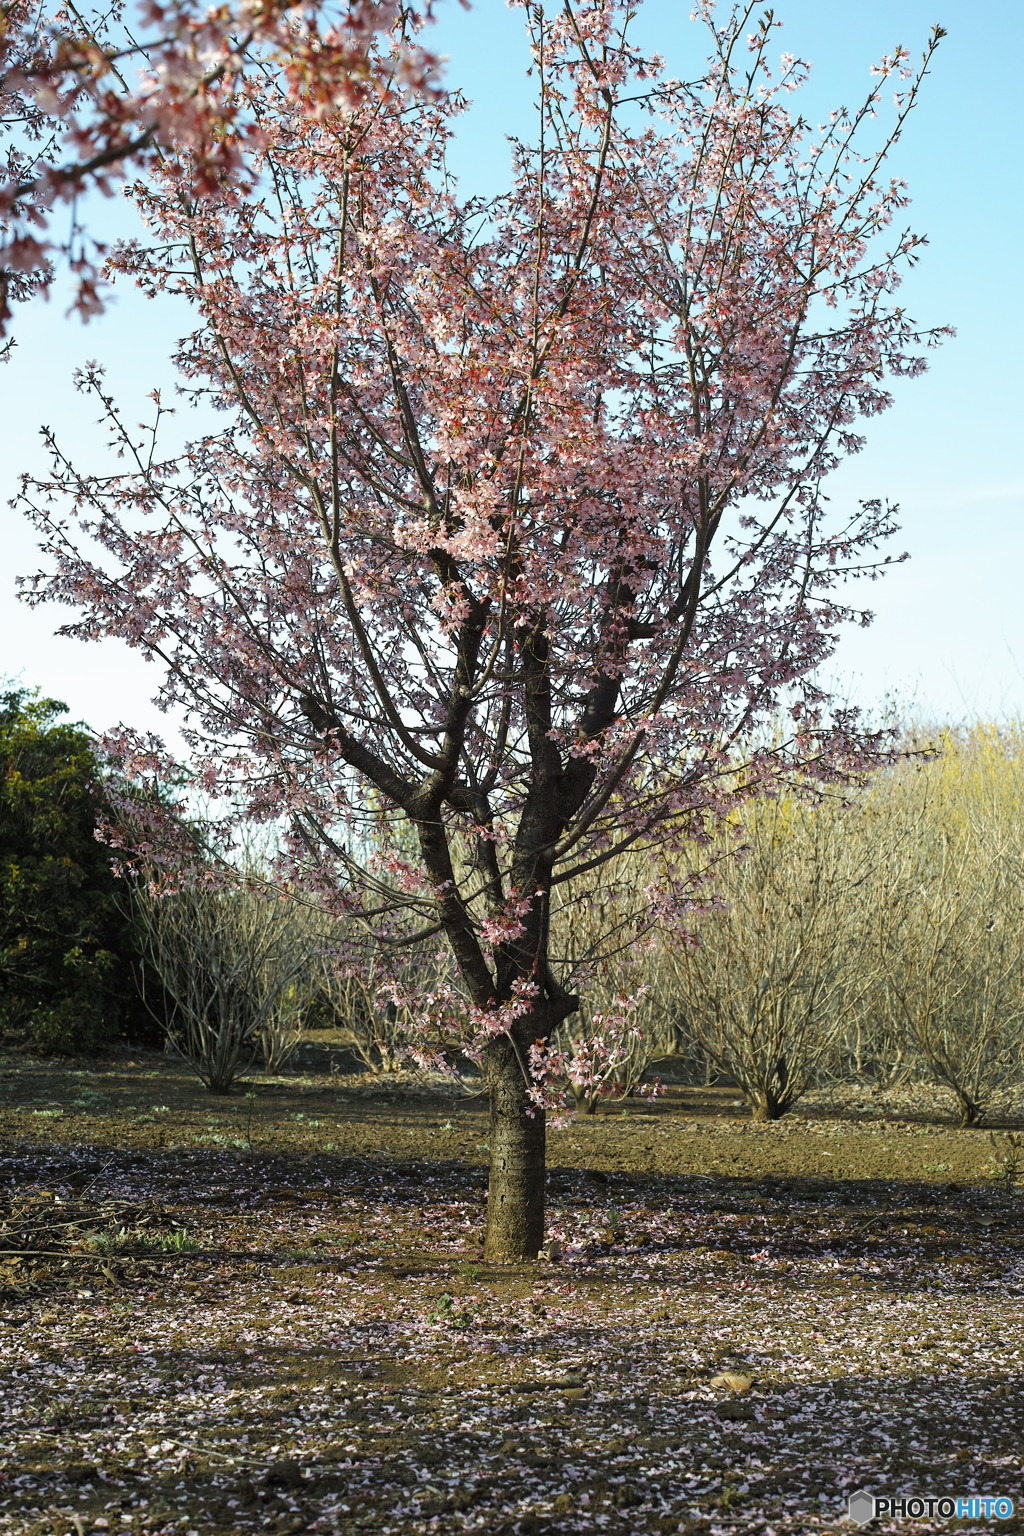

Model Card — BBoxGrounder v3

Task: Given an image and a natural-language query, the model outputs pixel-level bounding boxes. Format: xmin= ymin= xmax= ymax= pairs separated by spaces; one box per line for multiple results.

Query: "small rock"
xmin=711 ymin=1371 xmax=753 ymax=1393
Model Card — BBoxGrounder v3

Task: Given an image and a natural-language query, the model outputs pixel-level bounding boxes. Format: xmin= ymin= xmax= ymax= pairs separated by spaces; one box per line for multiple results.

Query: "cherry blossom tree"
xmin=17 ymin=0 xmax=947 ymax=1260
xmin=0 ymin=0 xmax=444 ymax=334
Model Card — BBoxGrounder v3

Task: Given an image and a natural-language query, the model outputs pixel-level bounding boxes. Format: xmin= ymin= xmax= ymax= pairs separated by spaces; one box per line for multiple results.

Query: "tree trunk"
xmin=748 ymin=1087 xmax=789 ymax=1121
xmin=748 ymin=1058 xmax=791 ymax=1121
xmin=957 ymin=1093 xmax=984 ymax=1128
xmin=483 ymin=1034 xmax=546 ymax=1262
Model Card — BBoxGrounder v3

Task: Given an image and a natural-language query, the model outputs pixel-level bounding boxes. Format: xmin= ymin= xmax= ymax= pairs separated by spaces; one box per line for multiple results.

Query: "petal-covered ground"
xmin=1 ymin=1055 xmax=1023 ymax=1535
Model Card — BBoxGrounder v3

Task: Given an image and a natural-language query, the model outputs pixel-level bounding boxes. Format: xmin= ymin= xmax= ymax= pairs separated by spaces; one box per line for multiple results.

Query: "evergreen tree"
xmin=0 ymin=687 xmax=141 ymax=1051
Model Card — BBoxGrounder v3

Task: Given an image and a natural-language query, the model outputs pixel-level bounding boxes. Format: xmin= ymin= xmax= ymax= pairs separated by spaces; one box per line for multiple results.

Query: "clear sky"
xmin=2 ymin=0 xmax=1022 ymax=739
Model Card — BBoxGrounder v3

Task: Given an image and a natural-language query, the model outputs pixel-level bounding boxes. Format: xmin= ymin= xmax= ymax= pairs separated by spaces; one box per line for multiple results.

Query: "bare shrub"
xmin=551 ymin=980 xmax=681 ymax=1112
xmin=258 ymin=980 xmax=310 ymax=1073
xmin=133 ymin=880 xmax=318 ymax=1092
xmin=869 ymin=728 xmax=1024 ymax=1126
xmin=661 ymin=794 xmax=884 ymax=1119
xmin=546 ymin=858 xmax=685 ymax=1111
xmin=319 ymin=950 xmax=411 ymax=1075
xmin=301 ymin=914 xmax=466 ymax=1078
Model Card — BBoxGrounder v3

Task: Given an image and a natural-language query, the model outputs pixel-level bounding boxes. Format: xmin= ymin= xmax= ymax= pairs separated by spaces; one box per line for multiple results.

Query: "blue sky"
xmin=2 ymin=0 xmax=1022 ymax=737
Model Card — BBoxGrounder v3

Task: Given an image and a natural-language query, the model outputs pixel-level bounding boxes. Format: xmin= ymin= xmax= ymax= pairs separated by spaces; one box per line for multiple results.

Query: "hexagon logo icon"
xmin=847 ymin=1491 xmax=875 ymax=1525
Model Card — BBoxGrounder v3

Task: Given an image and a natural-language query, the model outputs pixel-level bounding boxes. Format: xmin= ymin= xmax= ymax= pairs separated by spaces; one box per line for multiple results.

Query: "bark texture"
xmin=483 ymin=1034 xmax=546 ymax=1262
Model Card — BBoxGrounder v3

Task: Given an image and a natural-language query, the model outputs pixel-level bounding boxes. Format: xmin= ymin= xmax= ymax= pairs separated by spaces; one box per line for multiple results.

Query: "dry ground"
xmin=2 ymin=1050 xmax=1024 ymax=1536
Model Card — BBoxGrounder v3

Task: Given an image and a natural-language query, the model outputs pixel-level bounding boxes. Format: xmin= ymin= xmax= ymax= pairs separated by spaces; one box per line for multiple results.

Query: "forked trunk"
xmin=957 ymin=1093 xmax=984 ymax=1128
xmin=483 ymin=1033 xmax=546 ymax=1262
xmin=748 ymin=1086 xmax=791 ymax=1121
xmin=748 ymin=1057 xmax=792 ymax=1121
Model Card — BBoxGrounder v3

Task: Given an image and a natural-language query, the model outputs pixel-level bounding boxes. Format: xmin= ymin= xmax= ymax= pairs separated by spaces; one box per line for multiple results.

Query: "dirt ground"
xmin=2 ymin=1048 xmax=1024 ymax=1536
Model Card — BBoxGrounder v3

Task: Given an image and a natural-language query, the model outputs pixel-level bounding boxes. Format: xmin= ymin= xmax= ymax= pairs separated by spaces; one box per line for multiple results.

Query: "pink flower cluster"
xmin=1 ymin=0 xmax=444 ymax=331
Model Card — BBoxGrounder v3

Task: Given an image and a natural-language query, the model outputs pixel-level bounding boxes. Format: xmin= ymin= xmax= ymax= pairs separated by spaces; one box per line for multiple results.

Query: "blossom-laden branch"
xmin=0 ymin=0 xmax=449 ymax=334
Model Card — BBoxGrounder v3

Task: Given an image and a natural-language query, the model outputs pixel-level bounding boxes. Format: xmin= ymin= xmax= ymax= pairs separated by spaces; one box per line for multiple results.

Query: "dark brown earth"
xmin=1 ymin=1047 xmax=1014 ymax=1184
xmin=2 ymin=1048 xmax=1023 ymax=1536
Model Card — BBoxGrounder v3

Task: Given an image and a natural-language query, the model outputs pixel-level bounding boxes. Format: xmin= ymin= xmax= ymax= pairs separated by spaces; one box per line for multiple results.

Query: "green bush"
xmin=0 ymin=687 xmax=146 ymax=1053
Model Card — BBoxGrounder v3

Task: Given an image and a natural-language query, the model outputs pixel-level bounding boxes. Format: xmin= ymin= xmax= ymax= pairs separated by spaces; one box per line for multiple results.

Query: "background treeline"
xmin=556 ymin=724 xmax=1024 ymax=1126
xmin=4 ymin=688 xmax=1023 ymax=1127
